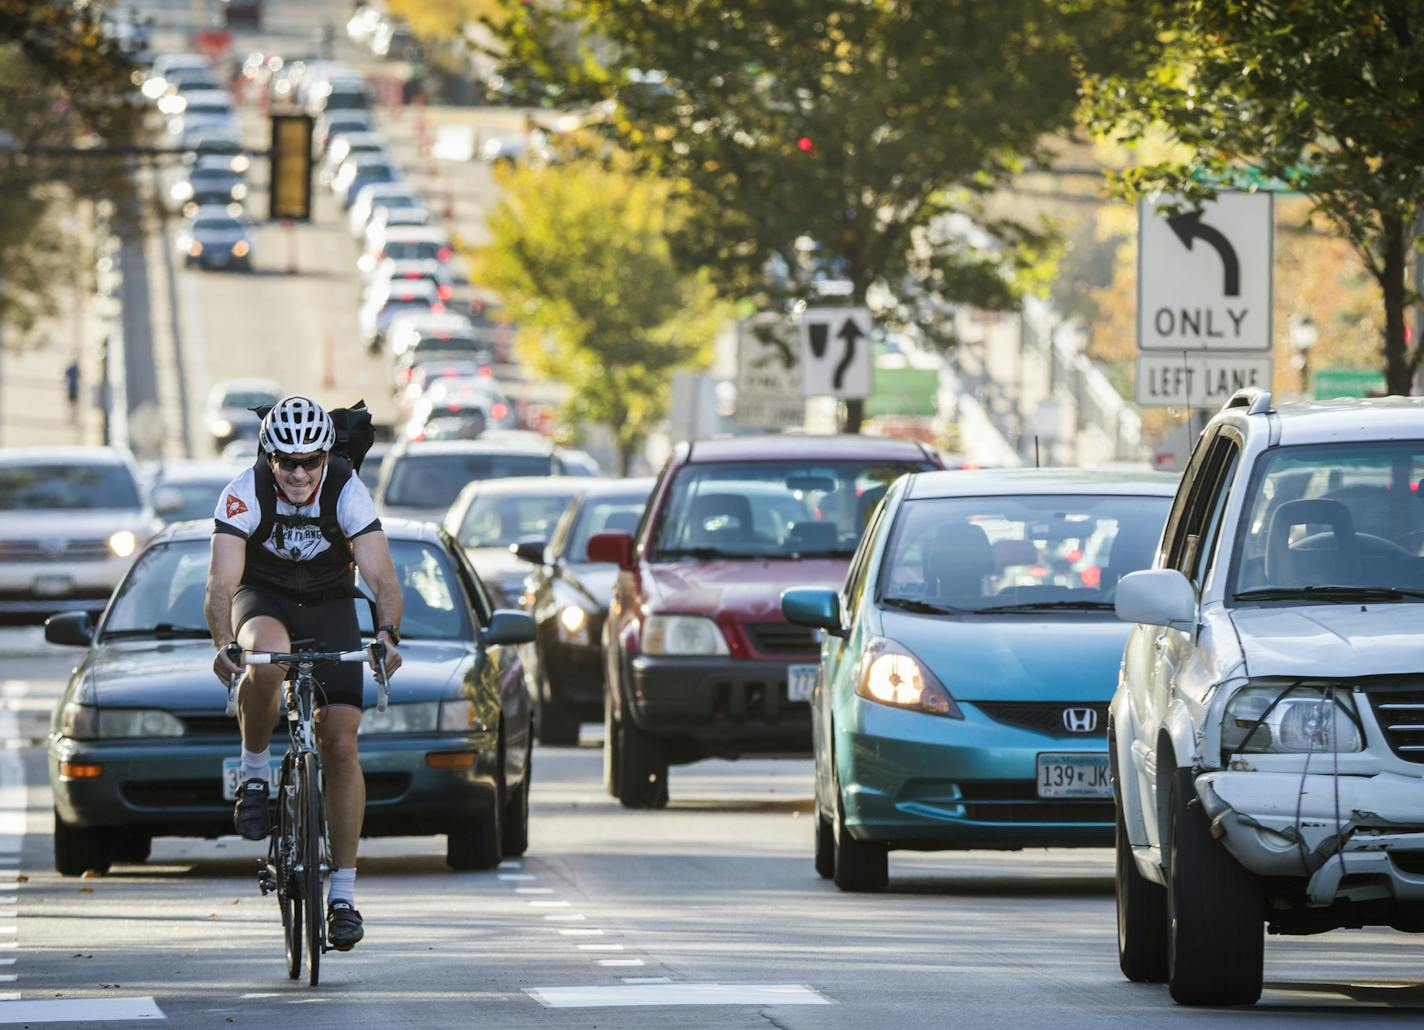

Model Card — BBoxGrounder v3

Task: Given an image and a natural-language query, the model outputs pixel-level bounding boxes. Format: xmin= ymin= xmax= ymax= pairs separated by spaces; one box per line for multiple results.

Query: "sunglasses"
xmin=271 ymin=454 xmax=325 ymax=473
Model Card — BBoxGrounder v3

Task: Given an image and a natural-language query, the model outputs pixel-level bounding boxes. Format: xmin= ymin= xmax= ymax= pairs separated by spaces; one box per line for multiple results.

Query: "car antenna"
xmin=1034 ymin=436 xmax=1041 ymax=468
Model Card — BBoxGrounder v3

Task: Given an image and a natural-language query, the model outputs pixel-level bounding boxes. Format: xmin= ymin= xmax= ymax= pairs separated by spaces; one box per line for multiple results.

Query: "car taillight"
xmin=438 ymin=284 xmax=452 ymax=301
xmin=491 ymin=402 xmax=509 ymax=420
xmin=437 ymin=246 xmax=452 ymax=262
xmin=447 ymin=404 xmax=462 ymax=413
xmin=478 ymin=365 xmax=492 ymax=377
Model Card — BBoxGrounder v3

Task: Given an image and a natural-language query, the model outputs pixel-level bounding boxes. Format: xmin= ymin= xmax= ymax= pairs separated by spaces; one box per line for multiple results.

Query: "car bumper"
xmin=0 ymin=557 xmax=129 ymax=612
xmin=1197 ymin=770 xmax=1424 ymax=904
xmin=50 ymin=732 xmax=500 ymax=838
xmin=628 ymin=655 xmax=812 ymax=757
xmin=839 ymin=698 xmax=1114 ymax=850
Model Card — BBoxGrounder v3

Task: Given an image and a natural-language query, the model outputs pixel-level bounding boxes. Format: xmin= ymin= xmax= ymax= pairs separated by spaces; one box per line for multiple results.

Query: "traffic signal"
xmin=795 ymin=136 xmax=814 ymax=153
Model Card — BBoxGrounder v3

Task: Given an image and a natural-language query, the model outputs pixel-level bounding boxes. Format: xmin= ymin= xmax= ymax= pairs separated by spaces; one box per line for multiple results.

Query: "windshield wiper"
xmin=880 ymin=596 xmax=964 ymax=615
xmin=977 ymin=600 xmax=1115 ymax=613
xmin=787 ymin=548 xmax=855 ymax=560
xmin=653 ymin=548 xmax=762 ymax=562
xmin=1234 ymin=585 xmax=1424 ymax=603
xmin=102 ymin=624 xmax=213 ymax=640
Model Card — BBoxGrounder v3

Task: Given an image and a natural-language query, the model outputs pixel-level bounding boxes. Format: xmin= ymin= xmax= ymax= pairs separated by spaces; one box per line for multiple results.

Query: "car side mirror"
xmin=45 ymin=611 xmax=94 ymax=647
xmin=586 ymin=531 xmax=635 ymax=571
xmin=1115 ymin=569 xmax=1197 ymax=631
xmin=510 ymin=537 xmax=547 ymax=565
xmin=482 ymin=609 xmax=536 ymax=647
xmin=151 ymin=485 xmax=186 ymax=517
xmin=781 ymin=588 xmax=845 ymax=638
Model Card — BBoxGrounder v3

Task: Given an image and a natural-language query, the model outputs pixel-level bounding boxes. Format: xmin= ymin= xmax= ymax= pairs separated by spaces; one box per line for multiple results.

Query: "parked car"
xmin=202 ymin=377 xmax=281 ymax=451
xmin=374 ymin=439 xmax=585 ymax=522
xmin=443 ymin=477 xmax=584 ymax=609
xmin=592 ymin=435 xmax=941 ymax=807
xmin=782 ymin=468 xmax=1174 ymax=892
xmin=0 ymin=447 xmax=156 ymax=614
xmin=1113 ymin=389 xmax=1424 ymax=1005
xmin=148 ymin=460 xmax=248 ymax=525
xmin=44 ymin=519 xmax=535 ymax=874
xmin=520 ymin=478 xmax=655 ymax=744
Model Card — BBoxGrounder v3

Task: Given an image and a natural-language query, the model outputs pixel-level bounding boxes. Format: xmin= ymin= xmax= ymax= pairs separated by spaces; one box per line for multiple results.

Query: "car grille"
xmin=1365 ymin=689 xmax=1424 ymax=764
xmin=0 ymin=538 xmax=112 ymax=562
xmin=975 ymin=702 xmax=1109 ymax=737
xmin=743 ymin=623 xmax=820 ymax=657
xmin=957 ymin=781 xmax=1113 ymax=824
xmin=121 ymin=772 xmax=411 ymax=808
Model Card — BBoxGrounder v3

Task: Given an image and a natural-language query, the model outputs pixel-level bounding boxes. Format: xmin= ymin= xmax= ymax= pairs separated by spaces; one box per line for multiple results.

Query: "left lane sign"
xmin=800 ymin=307 xmax=872 ymax=399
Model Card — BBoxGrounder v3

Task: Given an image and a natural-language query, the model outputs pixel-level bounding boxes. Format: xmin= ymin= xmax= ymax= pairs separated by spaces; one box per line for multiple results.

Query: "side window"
xmin=843 ymin=500 xmax=887 ymax=617
xmin=449 ymin=541 xmax=493 ymax=624
xmin=1192 ymin=444 xmax=1241 ymax=588
xmin=546 ymin=499 xmax=578 ymax=562
xmin=1159 ymin=429 xmax=1214 ymax=570
xmin=1168 ymin=436 xmax=1240 ymax=586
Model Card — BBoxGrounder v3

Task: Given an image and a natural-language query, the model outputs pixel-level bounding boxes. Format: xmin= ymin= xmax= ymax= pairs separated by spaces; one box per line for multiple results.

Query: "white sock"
xmin=328 ymin=867 xmax=356 ymax=907
xmin=240 ymin=747 xmax=269 ymax=783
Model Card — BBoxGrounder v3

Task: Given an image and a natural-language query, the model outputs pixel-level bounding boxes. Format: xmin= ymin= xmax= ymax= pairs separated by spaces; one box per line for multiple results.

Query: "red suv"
xmin=588 ymin=435 xmax=942 ymax=808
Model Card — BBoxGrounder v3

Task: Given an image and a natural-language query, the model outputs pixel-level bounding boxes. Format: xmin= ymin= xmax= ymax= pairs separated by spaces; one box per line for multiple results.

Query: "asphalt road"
xmin=2 ymin=631 xmax=1423 ymax=1028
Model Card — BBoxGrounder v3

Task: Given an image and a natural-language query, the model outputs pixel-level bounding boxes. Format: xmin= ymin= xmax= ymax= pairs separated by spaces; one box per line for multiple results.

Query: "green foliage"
xmin=1083 ymin=1 xmax=1424 ymax=393
xmin=0 ymin=0 xmax=141 ymax=336
xmin=490 ymin=0 xmax=1153 ymax=334
xmin=471 ymin=161 xmax=727 ymax=471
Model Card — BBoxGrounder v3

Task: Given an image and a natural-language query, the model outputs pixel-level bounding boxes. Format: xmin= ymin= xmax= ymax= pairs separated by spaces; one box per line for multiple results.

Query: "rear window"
xmin=385 ymin=241 xmax=443 ymax=262
xmin=384 ymin=453 xmax=555 ymax=509
xmin=457 ymin=490 xmax=579 ymax=548
xmin=0 ymin=463 xmax=141 ymax=511
xmin=568 ymin=493 xmax=651 ymax=561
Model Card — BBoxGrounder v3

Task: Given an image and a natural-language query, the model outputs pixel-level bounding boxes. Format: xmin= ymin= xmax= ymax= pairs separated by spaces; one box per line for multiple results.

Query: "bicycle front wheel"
xmin=299 ymin=750 xmax=325 ymax=987
xmin=275 ymin=756 xmax=301 ymax=981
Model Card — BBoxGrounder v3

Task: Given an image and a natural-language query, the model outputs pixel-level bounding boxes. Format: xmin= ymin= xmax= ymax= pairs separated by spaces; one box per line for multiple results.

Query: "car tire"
xmin=536 ymin=674 xmax=580 ymax=747
xmin=614 ymin=709 xmax=668 ymax=810
xmin=814 ymin=808 xmax=835 ymax=880
xmin=447 ymin=768 xmax=505 ymax=871
xmin=1116 ymin=794 xmax=1167 ymax=982
xmin=53 ymin=809 xmax=114 ymax=876
xmin=1166 ymin=768 xmax=1264 ymax=1006
xmin=502 ymin=746 xmax=530 ymax=858
xmin=832 ymin=774 xmax=887 ymax=892
xmin=113 ymin=830 xmax=152 ymax=865
xmin=602 ymin=684 xmax=621 ymax=799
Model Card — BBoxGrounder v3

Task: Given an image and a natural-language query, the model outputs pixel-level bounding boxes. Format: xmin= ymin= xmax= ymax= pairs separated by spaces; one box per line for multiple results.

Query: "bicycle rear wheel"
xmin=299 ymin=750 xmax=325 ymax=987
xmin=275 ymin=756 xmax=301 ymax=980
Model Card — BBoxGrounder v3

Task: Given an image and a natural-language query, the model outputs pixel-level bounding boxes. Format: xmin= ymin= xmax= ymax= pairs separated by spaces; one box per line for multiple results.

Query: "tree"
xmin=0 ymin=0 xmax=141 ymax=336
xmin=491 ymin=0 xmax=1153 ymax=429
xmin=471 ymin=161 xmax=727 ymax=472
xmin=1083 ymin=0 xmax=1424 ymax=395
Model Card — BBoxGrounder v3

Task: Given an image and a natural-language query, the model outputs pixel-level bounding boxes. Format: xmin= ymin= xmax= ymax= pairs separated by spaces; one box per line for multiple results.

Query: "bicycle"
xmin=225 ymin=640 xmax=389 ymax=986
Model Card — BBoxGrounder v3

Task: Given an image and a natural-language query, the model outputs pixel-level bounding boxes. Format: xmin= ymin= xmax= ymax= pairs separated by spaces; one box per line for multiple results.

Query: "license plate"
xmin=222 ymin=757 xmax=284 ymax=800
xmin=1036 ymin=753 xmax=1112 ymax=799
xmin=787 ymin=664 xmax=818 ymax=703
xmin=31 ymin=574 xmax=73 ymax=597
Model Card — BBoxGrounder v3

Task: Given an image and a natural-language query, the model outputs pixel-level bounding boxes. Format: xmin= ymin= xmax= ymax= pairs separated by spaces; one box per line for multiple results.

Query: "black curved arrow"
xmin=833 ymin=318 xmax=864 ymax=391
xmin=1167 ymin=210 xmax=1240 ymax=296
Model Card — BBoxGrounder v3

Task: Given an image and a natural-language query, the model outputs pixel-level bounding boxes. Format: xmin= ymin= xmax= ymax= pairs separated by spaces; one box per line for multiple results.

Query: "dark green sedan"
xmin=43 ymin=518 xmax=535 ymax=876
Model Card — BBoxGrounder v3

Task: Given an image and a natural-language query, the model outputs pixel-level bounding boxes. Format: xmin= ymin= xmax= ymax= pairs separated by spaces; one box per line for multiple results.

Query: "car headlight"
xmin=437 ymin=698 xmax=489 ymax=732
xmin=231 ymin=183 xmax=247 ymax=200
xmin=211 ymin=418 xmax=233 ymax=436
xmin=107 ymin=530 xmax=137 ymax=558
xmin=171 ymin=182 xmax=193 ymax=200
xmin=1222 ymin=685 xmax=1363 ymax=755
xmin=97 ymin=709 xmax=185 ymax=738
xmin=231 ymin=154 xmax=250 ymax=173
xmin=188 ymin=240 xmax=203 ymax=256
xmin=642 ymin=614 xmax=728 ymax=656
xmin=60 ymin=702 xmax=99 ymax=740
xmin=358 ymin=700 xmax=439 ymax=734
xmin=231 ymin=240 xmax=250 ymax=257
xmin=558 ymin=605 xmax=590 ymax=646
xmin=855 ymin=638 xmax=963 ymax=718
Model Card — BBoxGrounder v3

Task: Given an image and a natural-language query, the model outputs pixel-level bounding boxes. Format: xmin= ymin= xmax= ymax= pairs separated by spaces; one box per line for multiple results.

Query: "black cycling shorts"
xmin=232 ymin=584 xmax=364 ymax=710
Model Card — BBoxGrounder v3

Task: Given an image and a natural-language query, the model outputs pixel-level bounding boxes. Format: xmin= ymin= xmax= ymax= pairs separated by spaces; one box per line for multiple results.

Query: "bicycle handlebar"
xmin=224 ymin=641 xmax=392 ymax=716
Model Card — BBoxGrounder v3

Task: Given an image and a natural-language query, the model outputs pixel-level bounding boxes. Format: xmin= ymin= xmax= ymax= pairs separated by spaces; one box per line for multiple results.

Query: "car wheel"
xmin=614 ymin=708 xmax=667 ymax=810
xmin=1166 ymin=768 xmax=1264 ymax=1005
xmin=602 ymin=684 xmax=621 ymax=799
xmin=447 ymin=756 xmax=505 ymax=871
xmin=814 ymin=808 xmax=835 ymax=880
xmin=53 ymin=809 xmax=114 ymax=876
xmin=113 ymin=830 xmax=152 ymax=865
xmin=536 ymin=673 xmax=580 ymax=747
xmin=832 ymin=771 xmax=887 ymax=892
xmin=502 ymin=745 xmax=531 ymax=858
xmin=1116 ymin=793 xmax=1167 ymax=982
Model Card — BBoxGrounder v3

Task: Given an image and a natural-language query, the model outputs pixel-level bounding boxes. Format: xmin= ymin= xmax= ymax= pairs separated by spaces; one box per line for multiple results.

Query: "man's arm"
xmin=351 ymin=530 xmax=403 ymax=676
xmin=206 ymin=533 xmax=247 ymax=681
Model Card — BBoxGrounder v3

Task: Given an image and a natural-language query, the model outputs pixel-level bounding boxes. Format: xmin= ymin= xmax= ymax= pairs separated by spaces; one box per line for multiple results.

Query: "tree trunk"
xmin=1381 ymin=212 xmax=1411 ymax=395
xmin=615 ymin=434 xmax=637 ymax=477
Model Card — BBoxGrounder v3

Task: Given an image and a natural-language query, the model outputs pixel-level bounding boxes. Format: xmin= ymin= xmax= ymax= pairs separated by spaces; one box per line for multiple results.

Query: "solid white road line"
xmin=0 ymin=997 xmax=167 ymax=1023
xmin=526 ymin=984 xmax=834 ymax=1009
xmin=577 ymin=944 xmax=624 ymax=952
xmin=529 ymin=901 xmax=570 ymax=908
xmin=498 ymin=873 xmax=536 ymax=881
xmin=514 ymin=887 xmax=554 ymax=894
xmin=598 ymin=959 xmax=646 ymax=968
xmin=557 ymin=929 xmax=603 ymax=936
xmin=544 ymin=914 xmax=585 ymax=922
xmin=496 ymin=860 xmax=522 ymax=870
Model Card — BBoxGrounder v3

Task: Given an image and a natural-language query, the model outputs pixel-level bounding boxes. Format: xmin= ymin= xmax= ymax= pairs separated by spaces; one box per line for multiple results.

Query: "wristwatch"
xmin=378 ymin=624 xmax=401 ymax=645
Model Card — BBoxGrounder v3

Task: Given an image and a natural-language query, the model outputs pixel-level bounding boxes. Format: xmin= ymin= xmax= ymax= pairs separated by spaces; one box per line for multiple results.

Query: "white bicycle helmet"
xmin=259 ymin=395 xmax=336 ymax=455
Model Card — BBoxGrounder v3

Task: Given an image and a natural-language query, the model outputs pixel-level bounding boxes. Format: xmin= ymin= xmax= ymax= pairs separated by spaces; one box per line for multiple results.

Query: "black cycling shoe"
xmin=232 ymin=779 xmax=271 ymax=840
xmin=327 ymin=900 xmax=364 ymax=951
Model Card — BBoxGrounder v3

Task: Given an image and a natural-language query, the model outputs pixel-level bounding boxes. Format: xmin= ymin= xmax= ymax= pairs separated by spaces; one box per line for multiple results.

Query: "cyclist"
xmin=204 ymin=395 xmax=403 ymax=952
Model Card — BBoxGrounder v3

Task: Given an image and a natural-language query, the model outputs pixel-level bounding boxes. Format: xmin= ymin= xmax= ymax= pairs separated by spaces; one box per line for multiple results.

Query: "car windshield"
xmin=386 ymin=241 xmax=442 ymax=261
xmin=568 ymin=493 xmax=651 ymax=562
xmin=0 ymin=463 xmax=141 ymax=511
xmin=878 ymin=493 xmax=1170 ymax=614
xmin=650 ymin=459 xmax=923 ymax=561
xmin=103 ymin=539 xmax=471 ymax=640
xmin=458 ymin=491 xmax=578 ymax=548
xmin=217 ymin=389 xmax=276 ymax=408
xmin=384 ymin=453 xmax=555 ymax=509
xmin=193 ymin=217 xmax=242 ymax=232
xmin=1229 ymin=440 xmax=1424 ymax=602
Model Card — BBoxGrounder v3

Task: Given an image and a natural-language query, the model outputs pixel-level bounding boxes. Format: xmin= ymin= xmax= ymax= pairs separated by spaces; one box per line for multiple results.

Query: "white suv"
xmin=1112 ymin=389 xmax=1424 ymax=1006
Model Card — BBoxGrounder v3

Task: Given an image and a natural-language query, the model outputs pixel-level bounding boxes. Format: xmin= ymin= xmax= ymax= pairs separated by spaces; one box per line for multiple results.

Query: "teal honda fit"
xmin=783 ymin=468 xmax=1175 ymax=892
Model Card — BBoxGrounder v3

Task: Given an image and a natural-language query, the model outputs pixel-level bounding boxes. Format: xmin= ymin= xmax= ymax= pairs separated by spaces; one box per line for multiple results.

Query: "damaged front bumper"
xmin=1196 ymin=770 xmax=1424 ymax=906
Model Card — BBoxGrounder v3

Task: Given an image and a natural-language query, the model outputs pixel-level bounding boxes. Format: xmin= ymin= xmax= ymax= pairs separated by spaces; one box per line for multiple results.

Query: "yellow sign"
xmin=269 ymin=114 xmax=313 ymax=220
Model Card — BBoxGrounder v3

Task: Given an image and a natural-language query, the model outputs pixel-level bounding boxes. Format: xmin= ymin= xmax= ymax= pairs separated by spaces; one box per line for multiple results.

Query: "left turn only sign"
xmin=800 ymin=307 xmax=872 ymax=399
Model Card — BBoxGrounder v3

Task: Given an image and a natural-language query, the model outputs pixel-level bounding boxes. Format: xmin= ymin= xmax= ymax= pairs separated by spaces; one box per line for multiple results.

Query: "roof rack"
xmin=1221 ymin=387 xmax=1273 ymax=415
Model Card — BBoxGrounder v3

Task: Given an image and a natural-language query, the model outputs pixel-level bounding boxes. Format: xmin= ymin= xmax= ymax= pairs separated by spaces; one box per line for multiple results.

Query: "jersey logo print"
xmin=225 ymin=494 xmax=249 ymax=519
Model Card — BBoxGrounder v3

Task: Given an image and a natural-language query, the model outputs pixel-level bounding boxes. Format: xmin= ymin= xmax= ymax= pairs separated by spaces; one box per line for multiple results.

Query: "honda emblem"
xmin=1063 ymin=707 xmax=1098 ymax=733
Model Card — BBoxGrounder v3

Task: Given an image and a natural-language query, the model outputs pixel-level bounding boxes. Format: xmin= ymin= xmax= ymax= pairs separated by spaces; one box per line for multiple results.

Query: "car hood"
xmin=1231 ymin=605 xmax=1424 ymax=679
xmin=0 ymin=509 xmax=149 ymax=537
xmin=466 ymin=548 xmax=531 ymax=588
xmin=645 ymin=558 xmax=848 ymax=621
xmin=565 ymin=563 xmax=616 ymax=611
xmin=879 ymin=609 xmax=1133 ymax=702
xmin=83 ymin=639 xmax=469 ymax=710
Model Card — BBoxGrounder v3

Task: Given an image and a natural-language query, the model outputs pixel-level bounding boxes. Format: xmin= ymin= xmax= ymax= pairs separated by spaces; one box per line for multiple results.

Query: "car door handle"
xmin=1153 ymin=634 xmax=1169 ymax=654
